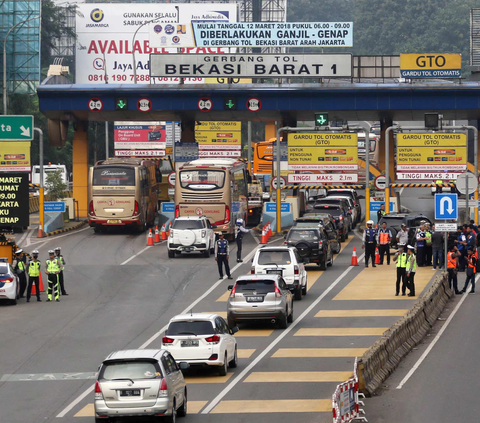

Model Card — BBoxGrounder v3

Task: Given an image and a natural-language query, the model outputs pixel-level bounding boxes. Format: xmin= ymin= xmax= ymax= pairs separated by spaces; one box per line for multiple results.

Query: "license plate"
xmin=120 ymin=389 xmax=140 ymax=397
xmin=181 ymin=340 xmax=199 ymax=347
xmin=266 ymin=269 xmax=282 ymax=276
xmin=107 ymin=220 xmax=121 ymax=224
xmin=246 ymin=296 xmax=263 ymax=302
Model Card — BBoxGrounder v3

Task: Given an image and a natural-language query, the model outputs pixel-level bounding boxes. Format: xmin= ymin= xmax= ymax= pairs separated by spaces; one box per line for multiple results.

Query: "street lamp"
xmin=3 ymin=15 xmax=40 ymax=114
xmin=132 ymin=17 xmax=162 ymax=84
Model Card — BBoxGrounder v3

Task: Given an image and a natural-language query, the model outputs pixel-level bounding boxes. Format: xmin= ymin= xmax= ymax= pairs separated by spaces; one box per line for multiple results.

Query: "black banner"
xmin=0 ymin=173 xmax=29 ymax=229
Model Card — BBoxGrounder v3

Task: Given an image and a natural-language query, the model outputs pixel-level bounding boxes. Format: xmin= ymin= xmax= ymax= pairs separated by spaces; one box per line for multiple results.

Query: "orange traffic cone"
xmin=37 ymin=224 xmax=44 ymax=238
xmin=31 ymin=273 xmax=45 ymax=295
xmin=375 ymin=247 xmax=380 ymax=264
xmin=147 ymin=228 xmax=154 ymax=246
xmin=260 ymin=227 xmax=267 ymax=244
xmin=160 ymin=223 xmax=167 ymax=240
xmin=154 ymin=225 xmax=161 ymax=243
xmin=351 ymin=247 xmax=359 ymax=266
xmin=267 ymin=221 xmax=272 ymax=239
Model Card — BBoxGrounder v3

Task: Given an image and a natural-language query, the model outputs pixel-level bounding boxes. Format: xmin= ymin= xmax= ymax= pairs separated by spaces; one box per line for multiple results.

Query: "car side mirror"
xmin=230 ymin=326 xmax=239 ymax=334
xmin=228 ymin=285 xmax=233 ymax=290
xmin=179 ymin=362 xmax=190 ymax=370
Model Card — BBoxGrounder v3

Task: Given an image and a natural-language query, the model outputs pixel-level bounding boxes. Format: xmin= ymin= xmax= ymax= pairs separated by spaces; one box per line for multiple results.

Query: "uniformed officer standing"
xmin=415 ymin=223 xmax=427 ymax=267
xmin=406 ymin=245 xmax=417 ymax=296
xmin=55 ymin=247 xmax=68 ymax=295
xmin=26 ymin=249 xmax=41 ymax=302
xmin=45 ymin=250 xmax=61 ymax=302
xmin=235 ymin=218 xmax=249 ymax=263
xmin=393 ymin=245 xmax=408 ymax=296
xmin=215 ymin=233 xmax=232 ymax=280
xmin=13 ymin=249 xmax=27 ymax=298
xmin=378 ymin=221 xmax=392 ymax=265
xmin=362 ymin=220 xmax=377 ymax=268
xmin=377 ymin=203 xmax=386 ymax=223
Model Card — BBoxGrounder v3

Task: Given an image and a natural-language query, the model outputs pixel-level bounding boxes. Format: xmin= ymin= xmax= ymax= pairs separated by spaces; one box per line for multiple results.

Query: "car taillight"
xmin=230 ymin=284 xmax=237 ymax=298
xmin=275 ymin=286 xmax=282 ymax=298
xmin=94 ymin=381 xmax=103 ymax=400
xmin=339 ymin=215 xmax=343 ymax=221
xmin=2 ymin=276 xmax=13 ymax=283
xmin=224 ymin=205 xmax=230 ymax=224
xmin=284 ymin=241 xmax=287 ymax=245
xmin=294 ymin=265 xmax=299 ymax=275
xmin=175 ymin=205 xmax=179 ymax=218
xmin=133 ymin=201 xmax=139 ymax=216
xmin=205 ymin=334 xmax=220 ymax=344
xmin=89 ymin=201 xmax=95 ymax=216
xmin=251 ymin=266 xmax=255 ymax=274
xmin=318 ymin=240 xmax=323 ymax=248
xmin=169 ymin=229 xmax=174 ymax=238
xmin=158 ymin=378 xmax=168 ymax=397
xmin=201 ymin=230 xmax=206 ymax=238
xmin=162 ymin=336 xmax=174 ymax=344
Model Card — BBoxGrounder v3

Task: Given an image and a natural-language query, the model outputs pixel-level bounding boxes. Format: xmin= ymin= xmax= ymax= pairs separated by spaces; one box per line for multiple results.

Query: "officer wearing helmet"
xmin=27 ymin=250 xmax=42 ymax=302
xmin=55 ymin=247 xmax=68 ymax=296
xmin=362 ymin=220 xmax=378 ymax=268
xmin=13 ymin=249 xmax=28 ymax=298
xmin=235 ymin=218 xmax=249 ymax=263
xmin=45 ymin=250 xmax=61 ymax=302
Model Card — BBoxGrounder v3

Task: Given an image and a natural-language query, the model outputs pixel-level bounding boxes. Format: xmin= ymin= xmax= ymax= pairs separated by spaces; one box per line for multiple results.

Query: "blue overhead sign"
xmin=435 ymin=193 xmax=457 ymax=220
xmin=44 ymin=202 xmax=66 ymax=213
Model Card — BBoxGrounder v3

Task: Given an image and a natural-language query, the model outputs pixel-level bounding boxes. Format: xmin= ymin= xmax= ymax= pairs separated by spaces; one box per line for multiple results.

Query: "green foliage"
xmin=45 ymin=170 xmax=68 ymax=201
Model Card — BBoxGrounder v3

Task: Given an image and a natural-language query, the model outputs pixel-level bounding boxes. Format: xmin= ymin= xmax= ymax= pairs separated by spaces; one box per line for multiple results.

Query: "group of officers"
xmin=12 ymin=247 xmax=67 ymax=302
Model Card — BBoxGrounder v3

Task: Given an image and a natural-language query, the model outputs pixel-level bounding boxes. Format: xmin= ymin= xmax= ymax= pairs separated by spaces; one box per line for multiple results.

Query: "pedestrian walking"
xmin=55 ymin=247 xmax=68 ymax=295
xmin=215 ymin=233 xmax=232 ymax=280
xmin=378 ymin=221 xmax=392 ymax=265
xmin=447 ymin=245 xmax=462 ymax=294
xmin=415 ymin=223 xmax=427 ymax=267
xmin=26 ymin=249 xmax=41 ymax=302
xmin=455 ymin=226 xmax=467 ymax=272
xmin=362 ymin=220 xmax=377 ymax=268
xmin=12 ymin=249 xmax=27 ymax=298
xmin=425 ymin=223 xmax=432 ymax=266
xmin=431 ymin=225 xmax=444 ymax=270
xmin=406 ymin=245 xmax=417 ymax=296
xmin=393 ymin=245 xmax=408 ymax=296
xmin=396 ymin=224 xmax=409 ymax=248
xmin=377 ymin=203 xmax=386 ymax=223
xmin=45 ymin=250 xmax=61 ymax=302
xmin=460 ymin=247 xmax=476 ymax=294
xmin=234 ymin=218 xmax=249 ymax=263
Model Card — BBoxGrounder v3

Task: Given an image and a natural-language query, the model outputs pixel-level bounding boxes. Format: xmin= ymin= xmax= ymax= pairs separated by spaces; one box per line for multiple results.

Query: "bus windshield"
xmin=179 ymin=170 xmax=225 ymax=190
xmin=93 ymin=167 xmax=135 ymax=186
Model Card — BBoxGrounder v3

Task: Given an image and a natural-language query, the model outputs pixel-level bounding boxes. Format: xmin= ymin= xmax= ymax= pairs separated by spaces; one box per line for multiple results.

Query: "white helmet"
xmin=236 ymin=218 xmax=244 ymax=225
xmin=367 ymin=220 xmax=374 ymax=225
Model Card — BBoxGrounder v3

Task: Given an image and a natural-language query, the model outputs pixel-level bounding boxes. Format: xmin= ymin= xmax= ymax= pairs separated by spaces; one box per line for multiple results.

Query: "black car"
xmin=325 ymin=189 xmax=362 ymax=224
xmin=378 ymin=213 xmax=433 ymax=247
xmin=314 ymin=198 xmax=353 ymax=231
xmin=285 ymin=227 xmax=333 ymax=270
xmin=293 ymin=214 xmax=341 ymax=254
xmin=312 ymin=203 xmax=351 ymax=242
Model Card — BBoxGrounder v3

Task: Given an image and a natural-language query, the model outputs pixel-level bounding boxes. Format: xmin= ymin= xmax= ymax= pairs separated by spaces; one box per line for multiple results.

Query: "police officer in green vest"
xmin=13 ymin=249 xmax=27 ymax=298
xmin=45 ymin=250 xmax=61 ymax=302
xmin=406 ymin=245 xmax=417 ymax=297
xmin=377 ymin=203 xmax=386 ymax=223
xmin=55 ymin=247 xmax=68 ymax=296
xmin=393 ymin=245 xmax=408 ymax=296
xmin=27 ymin=249 xmax=41 ymax=302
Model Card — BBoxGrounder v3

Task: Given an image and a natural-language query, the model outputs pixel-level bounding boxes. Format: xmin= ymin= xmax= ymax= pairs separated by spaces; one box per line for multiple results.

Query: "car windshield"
xmin=167 ymin=321 xmax=214 ymax=336
xmin=172 ymin=220 xmax=203 ymax=230
xmin=313 ymin=205 xmax=342 ymax=216
xmin=235 ymin=279 xmax=276 ymax=294
xmin=316 ymin=199 xmax=345 ymax=207
xmin=102 ymin=361 xmax=159 ymax=380
xmin=257 ymin=250 xmax=291 ymax=265
xmin=295 ymin=222 xmax=324 ymax=228
xmin=380 ymin=217 xmax=405 ymax=227
xmin=327 ymin=191 xmax=354 ymax=200
xmin=93 ymin=167 xmax=135 ymax=186
xmin=179 ymin=170 xmax=225 ymax=190
xmin=287 ymin=230 xmax=319 ymax=242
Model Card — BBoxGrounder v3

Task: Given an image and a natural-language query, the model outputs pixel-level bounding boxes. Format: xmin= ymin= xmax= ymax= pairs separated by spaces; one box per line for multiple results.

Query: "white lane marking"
xmin=395 ymin=276 xmax=477 ymax=390
xmin=28 ymin=226 xmax=90 ymax=246
xmin=201 ymin=252 xmax=366 ymax=414
xmin=120 ymin=246 xmax=152 ymax=266
xmin=56 ymin=385 xmax=95 ymax=418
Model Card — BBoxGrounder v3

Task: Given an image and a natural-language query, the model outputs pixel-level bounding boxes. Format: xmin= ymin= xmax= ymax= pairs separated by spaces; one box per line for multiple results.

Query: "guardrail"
xmin=357 ymin=272 xmax=451 ymax=396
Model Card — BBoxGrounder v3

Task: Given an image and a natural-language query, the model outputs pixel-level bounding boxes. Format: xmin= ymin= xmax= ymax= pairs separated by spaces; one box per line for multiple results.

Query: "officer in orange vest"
xmin=378 ymin=221 xmax=392 ymax=265
xmin=447 ymin=245 xmax=461 ymax=295
xmin=460 ymin=247 xmax=476 ymax=294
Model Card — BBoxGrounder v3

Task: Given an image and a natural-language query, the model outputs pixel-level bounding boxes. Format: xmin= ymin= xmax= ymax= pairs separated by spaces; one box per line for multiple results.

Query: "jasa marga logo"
xmin=88 ymin=8 xmax=109 ymax=27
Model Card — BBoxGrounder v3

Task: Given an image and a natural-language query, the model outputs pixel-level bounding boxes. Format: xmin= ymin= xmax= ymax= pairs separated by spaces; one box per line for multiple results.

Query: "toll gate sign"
xmin=400 ymin=54 xmax=461 ymax=78
xmin=0 ymin=173 xmax=29 ymax=229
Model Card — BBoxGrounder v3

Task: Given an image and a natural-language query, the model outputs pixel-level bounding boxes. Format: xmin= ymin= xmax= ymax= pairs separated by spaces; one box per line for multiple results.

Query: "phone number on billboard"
xmin=87 ymin=75 xmax=205 ymax=82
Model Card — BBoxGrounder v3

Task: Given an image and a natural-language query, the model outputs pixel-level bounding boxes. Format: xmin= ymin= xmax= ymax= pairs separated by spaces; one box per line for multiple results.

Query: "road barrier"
xmin=390 ymin=183 xmax=455 ymax=188
xmin=357 ymin=272 xmax=452 ymax=396
xmin=283 ymin=185 xmax=365 ymax=190
xmin=29 ymin=196 xmax=40 ymax=213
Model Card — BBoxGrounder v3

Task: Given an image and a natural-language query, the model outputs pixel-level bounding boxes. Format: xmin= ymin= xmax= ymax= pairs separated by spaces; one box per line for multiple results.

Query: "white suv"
xmin=168 ymin=216 xmax=215 ymax=258
xmin=251 ymin=246 xmax=308 ymax=300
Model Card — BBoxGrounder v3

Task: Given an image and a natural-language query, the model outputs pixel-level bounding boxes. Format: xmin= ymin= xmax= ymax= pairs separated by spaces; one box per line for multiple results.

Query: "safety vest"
xmin=425 ymin=231 xmax=432 ymax=245
xmin=46 ymin=259 xmax=60 ymax=273
xmin=436 ymin=180 xmax=443 ymax=185
xmin=468 ymin=255 xmax=477 ymax=273
xmin=379 ymin=210 xmax=386 ymax=217
xmin=407 ymin=254 xmax=417 ymax=273
xmin=396 ymin=253 xmax=408 ymax=268
xmin=379 ymin=231 xmax=389 ymax=245
xmin=56 ymin=254 xmax=65 ymax=269
xmin=28 ymin=261 xmax=40 ymax=277
xmin=447 ymin=252 xmax=457 ymax=269
xmin=17 ymin=260 xmax=25 ymax=271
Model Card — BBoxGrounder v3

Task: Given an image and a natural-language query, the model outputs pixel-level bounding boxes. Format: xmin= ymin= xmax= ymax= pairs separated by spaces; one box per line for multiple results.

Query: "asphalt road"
xmin=0 ymin=224 xmax=438 ymax=423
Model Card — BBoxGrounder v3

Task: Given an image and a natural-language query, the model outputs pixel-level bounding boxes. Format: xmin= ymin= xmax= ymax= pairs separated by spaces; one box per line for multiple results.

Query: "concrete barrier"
xmin=358 ymin=272 xmax=452 ymax=396
xmin=29 ymin=196 xmax=40 ymax=213
xmin=262 ymin=202 xmax=294 ymax=230
xmin=44 ymin=212 xmax=64 ymax=234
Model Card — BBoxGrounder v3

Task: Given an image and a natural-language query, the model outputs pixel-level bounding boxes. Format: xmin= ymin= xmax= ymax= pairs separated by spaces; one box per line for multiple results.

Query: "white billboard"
xmin=75 ymin=3 xmax=237 ymax=84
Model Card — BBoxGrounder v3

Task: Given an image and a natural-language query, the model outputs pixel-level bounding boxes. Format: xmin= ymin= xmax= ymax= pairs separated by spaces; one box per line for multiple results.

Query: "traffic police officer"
xmin=415 ymin=223 xmax=427 ymax=267
xmin=362 ymin=220 xmax=377 ymax=268
xmin=393 ymin=245 xmax=408 ymax=296
xmin=45 ymin=250 xmax=61 ymax=302
xmin=378 ymin=221 xmax=392 ymax=265
xmin=26 ymin=249 xmax=41 ymax=302
xmin=235 ymin=218 xmax=249 ymax=263
xmin=377 ymin=203 xmax=386 ymax=223
xmin=13 ymin=249 xmax=27 ymax=298
xmin=215 ymin=233 xmax=232 ymax=280
xmin=55 ymin=247 xmax=68 ymax=295
xmin=406 ymin=245 xmax=417 ymax=297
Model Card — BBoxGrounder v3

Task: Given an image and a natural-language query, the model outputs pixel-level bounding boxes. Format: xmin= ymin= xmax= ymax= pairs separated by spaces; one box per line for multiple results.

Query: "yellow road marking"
xmin=244 ymin=371 xmax=353 ymax=383
xmin=216 ymin=291 xmax=230 ymax=302
xmin=188 ymin=401 xmax=209 ymax=414
xmin=74 ymin=404 xmax=94 ymax=417
xmin=272 ymin=348 xmax=368 ymax=358
xmin=234 ymin=329 xmax=274 ymax=337
xmin=211 ymin=399 xmax=331 ymax=413
xmin=185 ymin=373 xmax=233 ymax=383
xmin=294 ymin=327 xmax=387 ymax=337
xmin=238 ymin=349 xmax=256 ymax=358
xmin=315 ymin=309 xmax=408 ymax=317
xmin=333 ymin=265 xmax=433 ymax=300
xmin=74 ymin=402 xmax=208 ymax=417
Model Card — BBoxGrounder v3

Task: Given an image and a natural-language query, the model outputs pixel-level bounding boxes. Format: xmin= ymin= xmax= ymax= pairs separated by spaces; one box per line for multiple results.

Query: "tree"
xmin=45 ymin=169 xmax=68 ymax=201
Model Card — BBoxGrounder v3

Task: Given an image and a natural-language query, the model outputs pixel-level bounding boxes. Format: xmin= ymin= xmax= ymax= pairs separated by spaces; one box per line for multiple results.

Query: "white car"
xmin=162 ymin=313 xmax=238 ymax=376
xmin=0 ymin=259 xmax=19 ymax=305
xmin=167 ymin=216 xmax=215 ymax=258
xmin=251 ymin=246 xmax=308 ymax=300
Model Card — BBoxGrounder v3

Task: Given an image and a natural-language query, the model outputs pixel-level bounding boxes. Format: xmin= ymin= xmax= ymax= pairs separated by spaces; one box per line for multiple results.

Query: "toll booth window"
xmin=179 ymin=170 xmax=225 ymax=190
xmin=93 ymin=167 xmax=135 ymax=186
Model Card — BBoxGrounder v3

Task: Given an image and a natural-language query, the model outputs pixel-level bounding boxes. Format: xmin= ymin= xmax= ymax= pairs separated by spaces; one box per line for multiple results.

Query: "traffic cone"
xmin=37 ymin=224 xmax=44 ymax=238
xmin=31 ymin=273 xmax=45 ymax=295
xmin=260 ymin=227 xmax=267 ymax=244
xmin=154 ymin=225 xmax=161 ymax=243
xmin=267 ymin=221 xmax=272 ymax=239
xmin=375 ymin=247 xmax=380 ymax=264
xmin=160 ymin=223 xmax=167 ymax=240
xmin=147 ymin=228 xmax=154 ymax=246
xmin=351 ymin=247 xmax=359 ymax=266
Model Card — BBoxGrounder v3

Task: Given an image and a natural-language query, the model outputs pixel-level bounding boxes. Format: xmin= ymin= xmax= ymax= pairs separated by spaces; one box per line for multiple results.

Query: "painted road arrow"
xmin=0 ymin=115 xmax=34 ymax=140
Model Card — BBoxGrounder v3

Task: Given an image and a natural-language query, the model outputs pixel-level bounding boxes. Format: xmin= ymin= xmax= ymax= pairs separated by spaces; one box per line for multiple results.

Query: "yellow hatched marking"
xmin=216 ymin=291 xmax=230 ymax=302
xmin=185 ymin=373 xmax=233 ymax=384
xmin=315 ymin=309 xmax=408 ymax=317
xmin=272 ymin=348 xmax=368 ymax=358
xmin=188 ymin=401 xmax=208 ymax=414
xmin=294 ymin=327 xmax=387 ymax=337
xmin=74 ymin=404 xmax=94 ymax=417
xmin=244 ymin=371 xmax=353 ymax=383
xmin=238 ymin=349 xmax=256 ymax=358
xmin=333 ymin=265 xmax=433 ymax=300
xmin=234 ymin=329 xmax=274 ymax=337
xmin=211 ymin=399 xmax=332 ymax=413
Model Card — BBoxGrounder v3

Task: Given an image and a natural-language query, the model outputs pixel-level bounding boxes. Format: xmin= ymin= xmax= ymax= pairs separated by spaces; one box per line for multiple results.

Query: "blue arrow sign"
xmin=435 ymin=194 xmax=457 ymax=220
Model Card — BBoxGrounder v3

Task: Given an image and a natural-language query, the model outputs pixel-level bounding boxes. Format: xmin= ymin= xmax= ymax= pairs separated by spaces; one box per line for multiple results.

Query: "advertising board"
xmin=114 ymin=122 xmax=167 ymax=149
xmin=195 ymin=121 xmax=241 ymax=158
xmin=0 ymin=173 xmax=29 ymax=228
xmin=0 ymin=142 xmax=31 ymax=172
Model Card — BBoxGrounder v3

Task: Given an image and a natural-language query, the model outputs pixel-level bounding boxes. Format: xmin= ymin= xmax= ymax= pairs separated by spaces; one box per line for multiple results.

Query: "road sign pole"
xmin=466 ymin=174 xmax=469 ymax=223
xmin=276 ymin=124 xmax=282 ymax=234
xmin=385 ymin=126 xmax=397 ymax=215
xmin=34 ymin=127 xmax=44 ymax=237
xmin=444 ymin=220 xmax=447 ymax=271
xmin=247 ymin=121 xmax=252 ymax=174
xmin=361 ymin=122 xmax=371 ymax=222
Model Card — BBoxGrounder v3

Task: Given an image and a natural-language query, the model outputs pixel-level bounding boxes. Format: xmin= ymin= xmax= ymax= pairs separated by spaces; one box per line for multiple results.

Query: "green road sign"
xmin=0 ymin=115 xmax=34 ymax=141
xmin=115 ymin=98 xmax=128 ymax=110
xmin=315 ymin=112 xmax=329 ymax=126
xmin=224 ymin=97 xmax=237 ymax=110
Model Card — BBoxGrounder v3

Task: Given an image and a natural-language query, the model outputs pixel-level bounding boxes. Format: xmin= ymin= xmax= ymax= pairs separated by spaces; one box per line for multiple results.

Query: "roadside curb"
xmin=42 ymin=221 xmax=87 ymax=238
